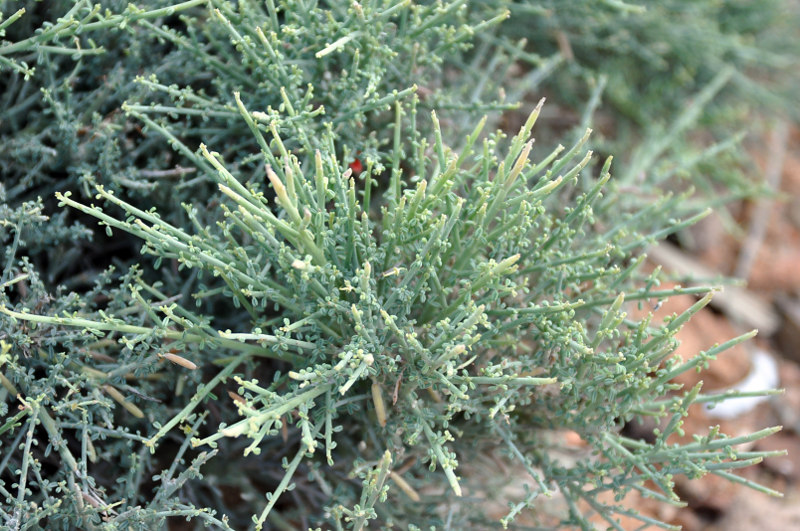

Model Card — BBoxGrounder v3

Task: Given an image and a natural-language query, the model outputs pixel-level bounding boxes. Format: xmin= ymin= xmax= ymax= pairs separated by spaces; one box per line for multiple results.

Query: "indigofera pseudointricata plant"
xmin=2 ymin=95 xmax=782 ymax=528
xmin=1 ymin=0 xmax=793 ymax=529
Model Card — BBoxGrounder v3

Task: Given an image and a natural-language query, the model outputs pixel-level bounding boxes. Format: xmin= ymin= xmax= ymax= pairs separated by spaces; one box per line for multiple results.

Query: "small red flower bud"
xmin=349 ymin=157 xmax=363 ymax=175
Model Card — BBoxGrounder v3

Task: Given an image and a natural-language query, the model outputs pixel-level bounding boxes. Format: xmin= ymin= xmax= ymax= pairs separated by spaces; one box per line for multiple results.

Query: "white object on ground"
xmin=703 ymin=349 xmax=780 ymax=420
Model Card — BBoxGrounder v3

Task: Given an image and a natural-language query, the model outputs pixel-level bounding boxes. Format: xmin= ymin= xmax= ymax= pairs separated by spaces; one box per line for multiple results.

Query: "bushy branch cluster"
xmin=1 ymin=1 xmax=794 ymax=529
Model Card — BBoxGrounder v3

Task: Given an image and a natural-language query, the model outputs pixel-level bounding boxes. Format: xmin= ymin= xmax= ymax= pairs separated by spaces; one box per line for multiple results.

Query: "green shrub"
xmin=497 ymin=0 xmax=800 ymax=205
xmin=1 ymin=1 xmax=791 ymax=529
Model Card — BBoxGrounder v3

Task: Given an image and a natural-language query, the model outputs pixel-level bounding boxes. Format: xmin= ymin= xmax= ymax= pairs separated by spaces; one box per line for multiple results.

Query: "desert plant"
xmin=0 ymin=1 xmax=790 ymax=529
xmin=3 ymin=97 xmax=783 ymax=528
